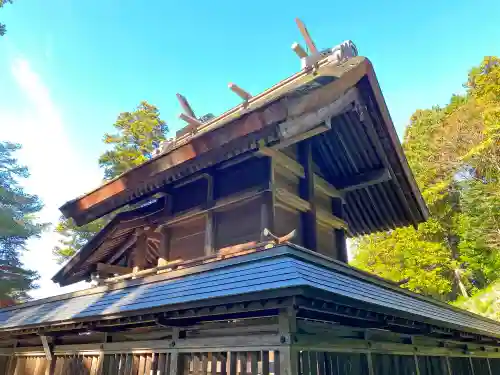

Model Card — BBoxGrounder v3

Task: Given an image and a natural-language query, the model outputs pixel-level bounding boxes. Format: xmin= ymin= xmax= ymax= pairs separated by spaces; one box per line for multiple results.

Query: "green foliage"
xmin=453 ymin=280 xmax=500 ymax=321
xmin=53 ymin=101 xmax=168 ymax=263
xmin=52 ymin=217 xmax=108 ymax=264
xmin=0 ymin=141 xmax=47 ymax=301
xmin=353 ymin=56 xmax=500 ymax=302
xmin=0 ymin=0 xmax=13 ymax=36
xmin=99 ymin=101 xmax=168 ymax=180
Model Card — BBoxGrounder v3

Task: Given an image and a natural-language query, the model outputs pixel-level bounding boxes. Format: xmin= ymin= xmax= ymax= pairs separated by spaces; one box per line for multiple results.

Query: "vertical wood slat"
xmin=309 ymin=352 xmax=317 ymax=375
xmin=414 ymin=355 xmax=421 ymax=375
xmin=301 ymin=352 xmax=310 ymax=375
xmin=193 ymin=353 xmax=201 ymax=375
xmin=298 ymin=140 xmax=317 ymax=251
xmin=205 ymin=174 xmax=214 ymax=256
xmin=133 ymin=354 xmax=140 ymax=375
xmin=138 ymin=355 xmax=146 ymax=375
xmin=273 ymin=351 xmax=280 ymax=375
xmin=201 ymin=353 xmax=208 ymax=375
xmin=238 ymin=352 xmax=246 ymax=375
xmin=157 ymin=354 xmax=166 ymax=375
xmin=220 ymin=353 xmax=227 ymax=375
xmin=332 ymin=198 xmax=347 ymax=262
xmin=8 ymin=356 xmax=17 ymax=375
xmin=145 ymin=354 xmax=153 ymax=375
xmin=487 ymin=358 xmax=493 ymax=375
xmin=250 ymin=353 xmax=258 ymax=375
xmin=366 ymin=352 xmax=375 ymax=375
xmin=317 ymin=353 xmax=326 ymax=375
xmin=151 ymin=353 xmax=158 ymax=375
xmin=14 ymin=356 xmax=25 ymax=375
xmin=229 ymin=353 xmax=237 ymax=375
xmin=261 ymin=352 xmax=270 ymax=375
xmin=107 ymin=354 xmax=116 ymax=375
xmin=210 ymin=353 xmax=217 ymax=375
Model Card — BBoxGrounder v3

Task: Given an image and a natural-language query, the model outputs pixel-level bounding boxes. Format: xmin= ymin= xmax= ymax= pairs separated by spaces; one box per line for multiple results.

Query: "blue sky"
xmin=1 ymin=0 xmax=500 ymax=299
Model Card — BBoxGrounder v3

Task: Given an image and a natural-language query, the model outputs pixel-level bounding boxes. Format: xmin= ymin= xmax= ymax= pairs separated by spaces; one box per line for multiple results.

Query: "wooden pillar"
xmin=278 ymin=308 xmax=299 ymax=375
xmin=158 ymin=194 xmax=172 ymax=267
xmin=298 ymin=141 xmax=317 ymax=251
xmin=205 ymin=173 xmax=214 ymax=256
xmin=132 ymin=231 xmax=148 ymax=272
xmin=261 ymin=157 xmax=275 ymax=240
xmin=158 ymin=226 xmax=170 ymax=267
xmin=169 ymin=328 xmax=185 ymax=375
xmin=332 ymin=198 xmax=348 ymax=262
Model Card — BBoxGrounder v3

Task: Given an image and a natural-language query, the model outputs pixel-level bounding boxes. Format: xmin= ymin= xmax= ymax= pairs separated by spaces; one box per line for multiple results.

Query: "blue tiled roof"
xmin=1 ymin=246 xmax=499 ymax=337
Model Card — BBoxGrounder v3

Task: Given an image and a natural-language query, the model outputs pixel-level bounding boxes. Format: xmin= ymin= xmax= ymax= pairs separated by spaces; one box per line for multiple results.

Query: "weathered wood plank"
xmin=229 ymin=352 xmax=237 ymax=375
xmin=144 ymin=354 xmax=153 ymax=375
xmin=299 ymin=140 xmax=317 ymax=251
xmin=137 ymin=355 xmax=146 ymax=375
xmin=262 ymin=352 xmax=270 ymax=375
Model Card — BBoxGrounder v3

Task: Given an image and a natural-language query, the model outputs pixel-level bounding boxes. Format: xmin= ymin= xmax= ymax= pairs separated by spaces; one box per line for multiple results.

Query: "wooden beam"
xmin=96 ymin=263 xmax=133 ymax=276
xmin=316 ymin=209 xmax=348 ymax=230
xmin=178 ymin=113 xmax=203 ymax=128
xmin=314 ymin=175 xmax=344 ymax=200
xmin=158 ymin=227 xmax=170 ymax=267
xmin=132 ymin=231 xmax=148 ymax=270
xmin=339 ymin=168 xmax=391 ymax=192
xmin=176 ymin=93 xmax=196 ymax=118
xmin=107 ymin=234 xmax=137 ymax=264
xmin=204 ymin=173 xmax=214 ymax=256
xmin=258 ymin=144 xmax=305 ymax=178
xmin=143 ymin=230 xmax=163 ymax=242
xmin=228 ymin=83 xmax=252 ymax=101
xmin=299 ymin=140 xmax=317 ymax=251
xmin=158 ymin=196 xmax=172 ymax=267
xmin=275 ymin=188 xmax=311 ymax=212
xmin=259 ymin=144 xmax=344 ymax=201
xmin=295 ymin=18 xmax=318 ymax=54
xmin=291 ymin=42 xmax=308 ymax=58
xmin=261 ymin=158 xmax=275 ymax=240
xmin=40 ymin=335 xmax=52 ymax=361
xmin=332 ymin=199 xmax=348 ymax=263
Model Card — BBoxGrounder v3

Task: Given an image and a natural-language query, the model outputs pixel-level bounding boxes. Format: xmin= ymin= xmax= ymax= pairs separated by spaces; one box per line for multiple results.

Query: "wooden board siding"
xmin=214 ymin=197 xmax=263 ymax=249
xmin=274 ymin=205 xmax=302 ymax=246
xmin=172 ymin=178 xmax=208 ymax=214
xmin=214 ymin=157 xmax=269 ymax=200
xmin=169 ymin=216 xmax=206 ymax=262
xmin=316 ymin=225 xmax=336 ymax=259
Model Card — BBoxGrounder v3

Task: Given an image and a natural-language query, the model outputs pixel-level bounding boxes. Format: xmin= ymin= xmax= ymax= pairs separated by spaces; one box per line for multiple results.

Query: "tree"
xmin=0 ymin=0 xmax=13 ymax=36
xmin=53 ymin=101 xmax=168 ymax=264
xmin=0 ymin=141 xmax=46 ymax=301
xmin=352 ymin=56 xmax=500 ymax=302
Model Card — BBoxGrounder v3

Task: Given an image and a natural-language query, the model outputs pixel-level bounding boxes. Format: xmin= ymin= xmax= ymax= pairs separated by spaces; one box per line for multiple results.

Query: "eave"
xmin=59 ymin=56 xmax=428 ymax=228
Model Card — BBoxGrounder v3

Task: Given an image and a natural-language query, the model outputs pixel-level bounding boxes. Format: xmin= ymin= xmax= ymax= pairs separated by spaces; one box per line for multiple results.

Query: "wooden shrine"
xmin=1 ymin=19 xmax=499 ymax=375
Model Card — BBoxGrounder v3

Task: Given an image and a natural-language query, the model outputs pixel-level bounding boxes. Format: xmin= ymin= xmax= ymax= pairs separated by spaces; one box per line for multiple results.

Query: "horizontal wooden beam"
xmin=339 ymin=168 xmax=391 ymax=193
xmin=275 ymin=188 xmax=311 ymax=212
xmin=258 ymin=146 xmax=305 ymax=178
xmin=313 ymin=175 xmax=343 ymax=200
xmin=40 ymin=335 xmax=52 ymax=361
xmin=259 ymin=144 xmax=344 ymax=201
xmin=316 ymin=209 xmax=348 ymax=230
xmin=176 ymin=93 xmax=196 ymax=118
xmin=97 ymin=263 xmax=133 ymax=276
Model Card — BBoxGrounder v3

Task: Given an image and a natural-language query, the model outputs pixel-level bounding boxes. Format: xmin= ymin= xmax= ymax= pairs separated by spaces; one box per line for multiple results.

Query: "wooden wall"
xmin=3 ymin=345 xmax=500 ymax=375
xmin=123 ymin=143 xmax=349 ymax=271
